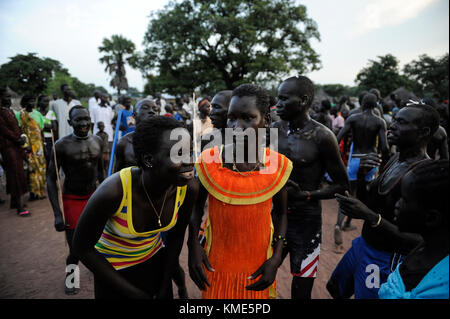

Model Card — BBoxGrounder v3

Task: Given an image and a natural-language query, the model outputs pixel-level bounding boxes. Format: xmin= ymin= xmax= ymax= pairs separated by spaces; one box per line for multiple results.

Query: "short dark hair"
xmin=68 ymin=105 xmax=88 ymax=119
xmin=321 ymin=99 xmax=331 ymax=111
xmin=408 ymin=159 xmax=449 ymax=222
xmin=284 ymin=76 xmax=315 ymax=107
xmin=132 ymin=115 xmax=185 ymax=167
xmin=405 ymin=103 xmax=440 ymax=137
xmin=232 ymin=83 xmax=270 ymax=116
xmin=20 ymin=94 xmax=35 ymax=106
xmin=61 ymin=83 xmax=69 ymax=92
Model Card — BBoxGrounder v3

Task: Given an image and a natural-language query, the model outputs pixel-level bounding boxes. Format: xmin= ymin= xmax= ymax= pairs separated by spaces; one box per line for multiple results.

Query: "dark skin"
xmin=72 ymin=129 xmax=198 ymax=299
xmin=394 ymin=173 xmax=449 ymax=291
xmin=38 ymin=96 xmax=58 ymax=139
xmin=334 ymin=107 xmax=430 ymax=255
xmin=334 ymin=94 xmax=389 ymax=229
xmin=114 ymin=99 xmax=160 ymax=172
xmin=47 ymin=108 xmax=105 ymax=232
xmin=188 ymin=95 xmax=288 ymax=293
xmin=427 ymin=125 xmax=448 ymax=159
xmin=273 ymin=79 xmax=349 ymax=299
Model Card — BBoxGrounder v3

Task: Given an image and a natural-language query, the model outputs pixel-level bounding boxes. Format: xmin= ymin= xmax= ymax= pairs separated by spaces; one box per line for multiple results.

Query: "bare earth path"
xmin=0 ymin=188 xmax=361 ymax=299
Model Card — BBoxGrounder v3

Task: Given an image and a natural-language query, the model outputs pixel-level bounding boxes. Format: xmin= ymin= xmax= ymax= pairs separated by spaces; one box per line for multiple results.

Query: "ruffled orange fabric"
xmin=195 ymin=146 xmax=292 ymax=299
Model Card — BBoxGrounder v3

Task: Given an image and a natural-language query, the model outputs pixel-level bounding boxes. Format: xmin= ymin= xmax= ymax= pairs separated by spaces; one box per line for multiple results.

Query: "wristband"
xmin=272 ymin=235 xmax=287 ymax=247
xmin=371 ymin=214 xmax=382 ymax=228
xmin=305 ymin=191 xmax=311 ymax=201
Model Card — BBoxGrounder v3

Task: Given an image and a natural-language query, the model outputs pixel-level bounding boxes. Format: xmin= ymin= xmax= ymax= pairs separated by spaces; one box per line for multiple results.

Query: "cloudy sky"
xmin=0 ymin=0 xmax=448 ymax=94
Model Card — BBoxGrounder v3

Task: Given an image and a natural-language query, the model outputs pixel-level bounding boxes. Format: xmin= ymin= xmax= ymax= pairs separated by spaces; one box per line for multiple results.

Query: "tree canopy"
xmin=403 ymin=53 xmax=449 ymax=99
xmin=140 ymin=0 xmax=321 ymax=96
xmin=0 ymin=53 xmax=68 ymax=96
xmin=98 ymin=34 xmax=138 ymax=96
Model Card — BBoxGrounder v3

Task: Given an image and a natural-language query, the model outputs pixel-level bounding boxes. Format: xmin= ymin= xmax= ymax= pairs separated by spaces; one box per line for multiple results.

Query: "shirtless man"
xmin=47 ymin=105 xmax=104 ymax=295
xmin=327 ymin=102 xmax=441 ymax=299
xmin=333 ymin=93 xmax=389 ymax=244
xmin=114 ymin=99 xmax=160 ymax=172
xmin=273 ymin=76 xmax=349 ymax=299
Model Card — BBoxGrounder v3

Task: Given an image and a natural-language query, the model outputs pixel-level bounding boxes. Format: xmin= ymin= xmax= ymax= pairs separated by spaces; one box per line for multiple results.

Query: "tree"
xmin=98 ymin=34 xmax=138 ymax=96
xmin=0 ymin=53 xmax=69 ymax=96
xmin=355 ymin=54 xmax=412 ymax=97
xmin=140 ymin=0 xmax=321 ymax=95
xmin=403 ymin=53 xmax=449 ymax=99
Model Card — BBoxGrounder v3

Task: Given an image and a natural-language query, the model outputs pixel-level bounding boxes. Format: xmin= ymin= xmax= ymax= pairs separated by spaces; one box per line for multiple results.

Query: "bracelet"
xmin=371 ymin=214 xmax=382 ymax=228
xmin=305 ymin=191 xmax=311 ymax=201
xmin=272 ymin=235 xmax=287 ymax=247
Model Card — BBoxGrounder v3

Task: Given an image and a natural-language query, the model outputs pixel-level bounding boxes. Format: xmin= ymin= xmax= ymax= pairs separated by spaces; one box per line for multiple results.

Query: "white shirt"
xmin=50 ymin=98 xmax=81 ymax=140
xmin=91 ymin=104 xmax=115 ymax=142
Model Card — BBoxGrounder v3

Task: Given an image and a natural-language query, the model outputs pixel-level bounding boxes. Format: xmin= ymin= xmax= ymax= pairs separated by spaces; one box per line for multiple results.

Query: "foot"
xmin=342 ymin=224 xmax=357 ymax=232
xmin=334 ymin=225 xmax=343 ymax=246
xmin=17 ymin=209 xmax=31 ymax=217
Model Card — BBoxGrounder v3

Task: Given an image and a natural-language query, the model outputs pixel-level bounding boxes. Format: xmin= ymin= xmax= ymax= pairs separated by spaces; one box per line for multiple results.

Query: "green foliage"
xmin=355 ymin=54 xmax=412 ymax=97
xmin=44 ymin=71 xmax=108 ymax=98
xmin=0 ymin=53 xmax=69 ymax=96
xmin=98 ymin=34 xmax=138 ymax=95
xmin=140 ymin=0 xmax=321 ymax=96
xmin=403 ymin=53 xmax=449 ymax=99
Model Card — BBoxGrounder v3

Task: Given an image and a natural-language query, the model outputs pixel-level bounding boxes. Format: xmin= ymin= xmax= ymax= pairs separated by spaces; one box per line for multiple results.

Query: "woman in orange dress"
xmin=188 ymin=84 xmax=292 ymax=299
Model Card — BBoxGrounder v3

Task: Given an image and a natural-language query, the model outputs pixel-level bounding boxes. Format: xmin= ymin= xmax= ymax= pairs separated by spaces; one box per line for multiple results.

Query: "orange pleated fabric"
xmin=195 ymin=146 xmax=293 ymax=299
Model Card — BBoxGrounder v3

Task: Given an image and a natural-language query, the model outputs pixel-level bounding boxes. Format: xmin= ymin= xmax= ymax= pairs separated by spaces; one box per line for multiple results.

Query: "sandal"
xmin=17 ymin=209 xmax=31 ymax=217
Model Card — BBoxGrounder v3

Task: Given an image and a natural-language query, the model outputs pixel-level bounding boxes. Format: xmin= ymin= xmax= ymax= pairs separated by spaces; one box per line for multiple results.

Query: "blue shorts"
xmin=330 ymin=236 xmax=403 ymax=299
xmin=347 ymin=156 xmax=378 ymax=182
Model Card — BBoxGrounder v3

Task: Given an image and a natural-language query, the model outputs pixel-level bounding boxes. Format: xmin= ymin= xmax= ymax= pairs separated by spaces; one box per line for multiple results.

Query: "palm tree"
xmin=98 ymin=35 xmax=138 ymax=96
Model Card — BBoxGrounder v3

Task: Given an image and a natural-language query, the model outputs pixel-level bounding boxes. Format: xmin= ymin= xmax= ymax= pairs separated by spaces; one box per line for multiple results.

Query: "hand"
xmin=286 ymin=180 xmax=308 ymax=201
xmin=188 ymin=241 xmax=214 ymax=290
xmin=359 ymin=153 xmax=382 ymax=170
xmin=54 ymin=215 xmax=66 ymax=232
xmin=335 ymin=191 xmax=378 ymax=223
xmin=245 ymin=257 xmax=280 ymax=291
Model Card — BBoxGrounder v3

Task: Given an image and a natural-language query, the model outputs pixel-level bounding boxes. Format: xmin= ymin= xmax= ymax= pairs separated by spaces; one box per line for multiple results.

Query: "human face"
xmin=134 ymin=100 xmax=159 ymax=124
xmin=38 ymin=96 xmax=50 ymax=113
xmin=63 ymin=86 xmax=76 ymax=99
xmin=69 ymin=108 xmax=91 ymax=137
xmin=394 ymin=173 xmax=424 ymax=233
xmin=227 ymin=95 xmax=265 ymax=151
xmin=276 ymin=81 xmax=306 ymax=120
xmin=1 ymin=92 xmax=12 ymax=108
xmin=151 ymin=129 xmax=194 ymax=187
xmin=22 ymin=98 xmax=35 ymax=111
xmin=199 ymin=101 xmax=211 ymax=116
xmin=210 ymin=94 xmax=229 ymax=129
xmin=123 ymin=97 xmax=132 ymax=108
xmin=387 ymin=107 xmax=422 ymax=147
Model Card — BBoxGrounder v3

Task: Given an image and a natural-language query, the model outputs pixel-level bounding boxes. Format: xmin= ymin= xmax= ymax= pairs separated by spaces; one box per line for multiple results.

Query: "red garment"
xmin=62 ymin=192 xmax=94 ymax=229
xmin=0 ymin=107 xmax=27 ymax=198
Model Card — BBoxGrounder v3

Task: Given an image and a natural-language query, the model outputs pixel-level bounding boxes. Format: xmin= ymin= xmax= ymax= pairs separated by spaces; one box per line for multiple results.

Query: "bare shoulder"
xmin=312 ymin=119 xmax=336 ymax=141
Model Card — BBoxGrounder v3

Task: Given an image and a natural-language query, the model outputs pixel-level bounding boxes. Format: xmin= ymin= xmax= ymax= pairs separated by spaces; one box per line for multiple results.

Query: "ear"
xmin=419 ymin=126 xmax=431 ymax=139
xmin=142 ymin=153 xmax=154 ymax=168
xmin=300 ymin=95 xmax=310 ymax=107
xmin=424 ymin=209 xmax=442 ymax=230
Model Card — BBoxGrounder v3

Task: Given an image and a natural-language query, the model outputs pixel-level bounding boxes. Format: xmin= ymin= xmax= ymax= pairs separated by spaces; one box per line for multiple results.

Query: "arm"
xmin=377 ymin=120 xmax=390 ymax=169
xmin=46 ymin=141 xmax=66 ymax=232
xmin=246 ymin=186 xmax=288 ymax=291
xmin=438 ymin=129 xmax=449 ymax=160
xmin=336 ymin=118 xmax=352 ymax=143
xmin=187 ymin=181 xmax=214 ymax=290
xmin=113 ymin=138 xmax=126 ymax=173
xmin=336 ymin=193 xmax=422 ymax=254
xmin=156 ymin=179 xmax=199 ymax=299
xmin=71 ymin=174 xmax=151 ymax=298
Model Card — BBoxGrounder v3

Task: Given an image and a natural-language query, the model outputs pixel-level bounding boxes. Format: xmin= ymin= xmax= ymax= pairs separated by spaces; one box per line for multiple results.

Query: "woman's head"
xmin=394 ymin=159 xmax=449 ymax=235
xmin=133 ymin=116 xmax=193 ymax=186
xmin=20 ymin=94 xmax=35 ymax=111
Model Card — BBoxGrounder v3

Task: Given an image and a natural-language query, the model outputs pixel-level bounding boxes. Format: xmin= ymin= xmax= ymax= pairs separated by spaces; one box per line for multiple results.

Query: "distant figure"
xmin=96 ymin=121 xmax=109 ymax=177
xmin=91 ymin=92 xmax=115 ymax=156
xmin=315 ymin=99 xmax=332 ymax=130
xmin=50 ymin=84 xmax=81 ymax=140
xmin=164 ymin=104 xmax=175 ymax=118
xmin=88 ymin=90 xmax=100 ymax=118
xmin=37 ymin=95 xmax=58 ymax=166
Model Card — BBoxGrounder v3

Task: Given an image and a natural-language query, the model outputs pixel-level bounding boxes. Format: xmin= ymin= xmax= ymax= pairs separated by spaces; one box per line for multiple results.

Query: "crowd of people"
xmin=0 ymin=74 xmax=448 ymax=300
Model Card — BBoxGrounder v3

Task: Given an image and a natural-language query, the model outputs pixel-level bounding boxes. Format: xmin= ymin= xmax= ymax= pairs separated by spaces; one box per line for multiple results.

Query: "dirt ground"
xmin=0 ymin=183 xmax=361 ymax=299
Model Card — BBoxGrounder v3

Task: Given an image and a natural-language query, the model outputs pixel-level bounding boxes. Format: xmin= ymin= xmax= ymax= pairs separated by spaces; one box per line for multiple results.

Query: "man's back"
xmin=348 ymin=111 xmax=385 ymax=154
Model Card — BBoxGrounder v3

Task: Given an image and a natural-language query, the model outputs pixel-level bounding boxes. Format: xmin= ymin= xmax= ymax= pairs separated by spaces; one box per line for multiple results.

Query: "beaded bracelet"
xmin=272 ymin=235 xmax=288 ymax=247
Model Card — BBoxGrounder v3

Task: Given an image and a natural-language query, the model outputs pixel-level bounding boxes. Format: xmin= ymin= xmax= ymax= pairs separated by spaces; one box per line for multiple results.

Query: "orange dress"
xmin=195 ymin=146 xmax=292 ymax=299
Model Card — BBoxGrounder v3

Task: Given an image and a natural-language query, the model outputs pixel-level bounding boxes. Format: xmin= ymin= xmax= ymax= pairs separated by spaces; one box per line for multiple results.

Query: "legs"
xmin=172 ymin=262 xmax=188 ymax=299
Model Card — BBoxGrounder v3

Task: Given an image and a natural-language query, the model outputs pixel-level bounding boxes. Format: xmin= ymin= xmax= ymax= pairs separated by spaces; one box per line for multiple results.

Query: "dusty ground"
xmin=0 ymin=183 xmax=361 ymax=299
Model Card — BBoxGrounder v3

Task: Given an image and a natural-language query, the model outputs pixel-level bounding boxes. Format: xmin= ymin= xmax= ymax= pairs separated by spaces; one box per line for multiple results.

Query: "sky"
xmin=0 ymin=0 xmax=448 ymax=94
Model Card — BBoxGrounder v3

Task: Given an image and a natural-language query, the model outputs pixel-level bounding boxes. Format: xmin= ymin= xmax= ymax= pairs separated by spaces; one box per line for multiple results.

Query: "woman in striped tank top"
xmin=72 ymin=116 xmax=198 ymax=299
